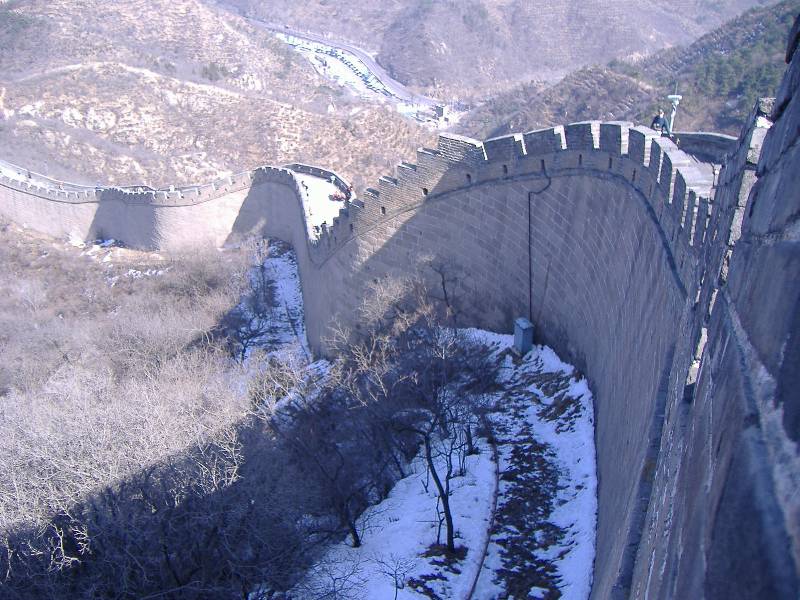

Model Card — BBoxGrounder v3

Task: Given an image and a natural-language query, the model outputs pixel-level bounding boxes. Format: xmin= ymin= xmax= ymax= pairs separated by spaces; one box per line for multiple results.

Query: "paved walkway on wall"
xmin=295 ymin=173 xmax=347 ymax=238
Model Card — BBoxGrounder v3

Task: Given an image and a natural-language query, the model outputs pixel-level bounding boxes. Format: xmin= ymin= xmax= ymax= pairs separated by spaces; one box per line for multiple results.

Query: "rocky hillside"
xmin=629 ymin=0 xmax=798 ymax=130
xmin=0 ymin=0 xmax=433 ymax=189
xmin=457 ymin=0 xmax=799 ymax=139
xmin=223 ymin=0 xmax=776 ymax=99
xmin=456 ymin=69 xmax=657 ymax=139
xmin=0 ymin=0 xmax=785 ymax=190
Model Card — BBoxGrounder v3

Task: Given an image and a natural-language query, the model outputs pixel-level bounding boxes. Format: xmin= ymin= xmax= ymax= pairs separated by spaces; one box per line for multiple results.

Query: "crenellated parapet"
xmin=313 ymin=121 xmax=717 ymax=294
xmin=0 ymin=163 xmax=302 ymax=207
xmin=0 ymin=74 xmax=796 ymax=600
xmin=0 ymin=119 xmax=719 ymax=278
xmin=0 ymin=159 xmax=323 ymax=250
xmin=0 ymin=173 xmax=101 ymax=204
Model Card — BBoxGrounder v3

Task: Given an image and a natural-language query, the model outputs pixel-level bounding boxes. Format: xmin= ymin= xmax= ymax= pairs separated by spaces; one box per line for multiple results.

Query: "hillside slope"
xmin=456 ymin=0 xmax=799 ymax=139
xmin=0 ymin=0 xmax=433 ymax=188
xmin=223 ymin=0 xmax=776 ymax=99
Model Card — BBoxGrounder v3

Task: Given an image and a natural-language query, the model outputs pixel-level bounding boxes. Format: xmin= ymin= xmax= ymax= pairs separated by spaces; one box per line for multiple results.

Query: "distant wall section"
xmin=0 ymin=167 xmax=307 ymax=250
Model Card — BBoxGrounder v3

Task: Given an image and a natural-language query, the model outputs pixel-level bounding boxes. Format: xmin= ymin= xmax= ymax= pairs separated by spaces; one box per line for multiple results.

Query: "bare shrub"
xmin=274 ymin=273 xmax=498 ymax=565
xmin=0 ymin=227 xmax=294 ymax=598
xmin=0 ymin=225 xmax=498 ymax=598
xmin=155 ymin=245 xmax=248 ymax=307
xmin=292 ymin=556 xmax=367 ymax=600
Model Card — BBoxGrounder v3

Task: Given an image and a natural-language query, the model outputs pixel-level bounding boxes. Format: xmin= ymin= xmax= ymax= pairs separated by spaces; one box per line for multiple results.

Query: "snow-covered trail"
xmin=471 ymin=332 xmax=597 ymax=600
xmin=239 ymin=15 xmax=438 ymax=110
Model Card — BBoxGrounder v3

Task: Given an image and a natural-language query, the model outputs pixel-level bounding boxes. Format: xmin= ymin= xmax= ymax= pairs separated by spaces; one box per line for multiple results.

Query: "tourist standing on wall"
xmin=651 ymin=109 xmax=672 ymax=137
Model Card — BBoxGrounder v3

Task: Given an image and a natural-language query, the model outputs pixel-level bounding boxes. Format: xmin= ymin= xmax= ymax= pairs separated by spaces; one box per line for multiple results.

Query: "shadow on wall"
xmin=308 ymin=141 xmax=692 ymax=600
xmin=225 ymin=168 xmax=307 ymax=248
xmin=89 ymin=189 xmax=159 ymax=247
xmin=227 ymin=183 xmax=274 ymax=245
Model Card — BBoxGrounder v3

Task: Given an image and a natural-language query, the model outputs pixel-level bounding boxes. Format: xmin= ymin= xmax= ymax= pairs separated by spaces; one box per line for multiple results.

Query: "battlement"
xmin=0 ymin=162 xmax=303 ymax=208
xmin=0 ymin=173 xmax=100 ymax=204
xmin=314 ymin=121 xmax=716 ymax=291
xmin=0 ymin=75 xmax=795 ymax=600
xmin=0 ymin=120 xmax=723 ymax=298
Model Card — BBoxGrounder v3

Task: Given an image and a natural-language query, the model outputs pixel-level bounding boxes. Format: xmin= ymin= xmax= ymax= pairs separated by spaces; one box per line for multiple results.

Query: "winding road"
xmin=217 ymin=3 xmax=440 ymax=109
xmin=260 ymin=23 xmax=437 ymax=108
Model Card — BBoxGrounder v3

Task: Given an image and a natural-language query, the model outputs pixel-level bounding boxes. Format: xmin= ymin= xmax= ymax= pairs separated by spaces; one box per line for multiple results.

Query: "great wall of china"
xmin=2 ymin=17 xmax=799 ymax=600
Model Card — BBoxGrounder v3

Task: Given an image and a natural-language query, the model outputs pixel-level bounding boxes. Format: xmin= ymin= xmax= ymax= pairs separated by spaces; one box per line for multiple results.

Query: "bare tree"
xmin=0 ymin=222 xmax=498 ymax=599
xmin=293 ymin=556 xmax=366 ymax=600
xmin=374 ymin=554 xmax=415 ymax=600
xmin=324 ymin=277 xmax=497 ymax=556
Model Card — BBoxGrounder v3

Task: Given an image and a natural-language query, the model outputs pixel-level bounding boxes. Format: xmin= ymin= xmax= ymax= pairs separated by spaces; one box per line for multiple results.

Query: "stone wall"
xmin=0 ymin=19 xmax=798 ymax=599
xmin=0 ymin=166 xmax=305 ymax=249
xmin=299 ymin=122 xmax=717 ymax=598
xmin=625 ymin=25 xmax=800 ymax=599
xmin=674 ymin=131 xmax=738 ymax=164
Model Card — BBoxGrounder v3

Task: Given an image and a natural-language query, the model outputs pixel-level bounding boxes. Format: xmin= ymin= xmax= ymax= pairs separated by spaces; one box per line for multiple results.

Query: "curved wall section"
xmin=305 ymin=95 xmax=797 ymax=597
xmin=0 ymin=122 xmax=719 ymax=598
xmin=0 ymin=167 xmax=306 ymax=250
xmin=303 ymin=123 xmax=714 ymax=598
xmin=675 ymin=131 xmax=738 ymax=164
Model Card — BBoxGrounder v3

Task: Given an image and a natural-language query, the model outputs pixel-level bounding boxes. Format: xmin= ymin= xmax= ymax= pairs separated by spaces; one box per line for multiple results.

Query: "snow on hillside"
xmin=285 ymin=331 xmax=596 ymax=599
xmin=247 ymin=244 xmax=597 ymax=599
xmin=289 ymin=442 xmax=496 ymax=599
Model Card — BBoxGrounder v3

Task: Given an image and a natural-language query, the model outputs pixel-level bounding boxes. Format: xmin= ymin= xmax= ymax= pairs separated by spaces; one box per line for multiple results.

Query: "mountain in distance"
xmin=456 ymin=0 xmax=799 ymax=140
xmin=0 ymin=0 xmax=788 ymax=192
xmin=0 ymin=0 xmax=434 ymax=189
xmin=223 ymin=0 xmax=777 ymax=100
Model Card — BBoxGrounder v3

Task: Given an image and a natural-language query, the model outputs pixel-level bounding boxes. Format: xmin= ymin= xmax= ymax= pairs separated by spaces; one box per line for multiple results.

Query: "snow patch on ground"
xmin=276 ymin=33 xmax=449 ymax=127
xmin=227 ymin=240 xmax=310 ymax=362
xmin=290 ymin=442 xmax=495 ymax=600
xmin=277 ymin=33 xmax=391 ymax=103
xmin=285 ymin=327 xmax=596 ymax=599
xmin=469 ymin=329 xmax=597 ymax=600
xmin=263 ymin=243 xmax=308 ymax=356
xmin=237 ymin=246 xmax=596 ymax=599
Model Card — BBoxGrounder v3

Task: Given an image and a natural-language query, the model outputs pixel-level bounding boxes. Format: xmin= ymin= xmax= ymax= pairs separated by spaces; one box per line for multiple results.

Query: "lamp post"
xmin=667 ymin=93 xmax=682 ymax=134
